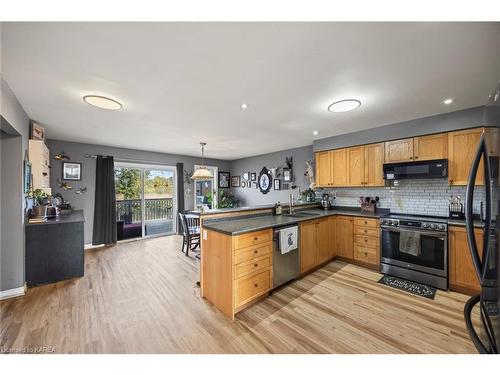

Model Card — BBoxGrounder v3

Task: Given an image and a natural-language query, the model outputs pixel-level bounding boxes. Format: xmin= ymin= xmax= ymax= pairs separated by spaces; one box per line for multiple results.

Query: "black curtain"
xmin=92 ymin=156 xmax=117 ymax=245
xmin=176 ymin=162 xmax=185 ymax=234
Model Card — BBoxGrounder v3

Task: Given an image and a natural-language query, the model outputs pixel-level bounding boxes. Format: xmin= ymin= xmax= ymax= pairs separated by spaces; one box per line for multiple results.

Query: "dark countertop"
xmin=203 ymin=207 xmax=389 ymax=236
xmin=447 ymin=218 xmax=485 ymax=228
xmin=188 ymin=202 xmax=320 ymax=216
xmin=26 ymin=210 xmax=85 ymax=226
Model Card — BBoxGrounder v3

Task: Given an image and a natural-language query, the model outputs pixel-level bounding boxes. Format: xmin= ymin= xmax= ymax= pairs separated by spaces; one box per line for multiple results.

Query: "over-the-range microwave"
xmin=383 ymin=159 xmax=448 ymax=180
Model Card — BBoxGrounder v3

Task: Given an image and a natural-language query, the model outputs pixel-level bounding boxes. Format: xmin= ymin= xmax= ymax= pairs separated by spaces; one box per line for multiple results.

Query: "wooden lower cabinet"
xmin=299 ymin=217 xmax=333 ymax=273
xmin=352 ymin=218 xmax=380 ymax=267
xmin=335 ymin=216 xmax=354 ymax=259
xmin=449 ymin=225 xmax=483 ymax=294
xmin=201 ymin=228 xmax=273 ymax=320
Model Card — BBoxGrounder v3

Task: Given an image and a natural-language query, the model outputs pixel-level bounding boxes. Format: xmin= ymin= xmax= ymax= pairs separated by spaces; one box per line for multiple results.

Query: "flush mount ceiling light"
xmin=83 ymin=95 xmax=122 ymax=110
xmin=191 ymin=142 xmax=214 ymax=181
xmin=240 ymin=103 xmax=248 ymax=109
xmin=442 ymin=98 xmax=454 ymax=105
xmin=328 ymin=99 xmax=361 ymax=113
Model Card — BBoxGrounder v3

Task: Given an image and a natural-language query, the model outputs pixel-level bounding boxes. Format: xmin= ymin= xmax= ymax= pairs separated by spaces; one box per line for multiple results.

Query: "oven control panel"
xmin=380 ymin=218 xmax=447 ymax=232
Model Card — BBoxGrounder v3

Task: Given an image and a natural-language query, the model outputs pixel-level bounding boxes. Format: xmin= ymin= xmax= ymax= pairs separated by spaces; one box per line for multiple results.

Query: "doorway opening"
xmin=193 ymin=165 xmax=218 ymax=210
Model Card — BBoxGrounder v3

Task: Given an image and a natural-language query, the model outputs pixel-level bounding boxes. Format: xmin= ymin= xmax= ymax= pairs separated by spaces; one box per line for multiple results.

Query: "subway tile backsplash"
xmin=317 ymin=178 xmax=485 ymax=217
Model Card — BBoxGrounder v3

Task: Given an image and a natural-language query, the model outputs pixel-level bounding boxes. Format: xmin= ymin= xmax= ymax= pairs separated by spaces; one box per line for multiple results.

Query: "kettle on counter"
xmin=321 ymin=193 xmax=332 ymax=210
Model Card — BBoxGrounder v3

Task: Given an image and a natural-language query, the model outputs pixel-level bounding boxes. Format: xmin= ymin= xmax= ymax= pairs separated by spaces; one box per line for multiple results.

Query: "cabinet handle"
xmin=365 ymin=239 xmax=368 ymax=242
xmin=365 ymin=252 xmax=368 ymax=256
xmin=254 ymin=263 xmax=258 ymax=267
xmin=254 ymin=237 xmax=258 ymax=241
xmin=254 ymin=283 xmax=258 ymax=288
xmin=414 ymin=156 xmax=418 ymax=159
xmin=364 ymin=230 xmax=367 ymax=233
xmin=254 ymin=250 xmax=258 ymax=254
xmin=364 ymin=221 xmax=367 ymax=224
xmin=450 ymin=180 xmax=454 ymax=184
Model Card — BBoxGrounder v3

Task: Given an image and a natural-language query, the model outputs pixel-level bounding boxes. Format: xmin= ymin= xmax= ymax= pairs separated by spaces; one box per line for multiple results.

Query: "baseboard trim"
xmin=0 ymin=285 xmax=26 ymax=300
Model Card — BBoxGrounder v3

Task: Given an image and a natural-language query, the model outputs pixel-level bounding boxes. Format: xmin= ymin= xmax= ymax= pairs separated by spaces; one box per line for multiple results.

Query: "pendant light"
xmin=191 ymin=142 xmax=213 ymax=180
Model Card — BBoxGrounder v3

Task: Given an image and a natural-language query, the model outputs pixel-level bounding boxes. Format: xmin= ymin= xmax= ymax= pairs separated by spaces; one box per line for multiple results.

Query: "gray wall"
xmin=47 ymin=139 xmax=231 ymax=245
xmin=0 ymin=78 xmax=30 ymax=292
xmin=314 ymin=106 xmax=486 ymax=152
xmin=230 ymin=145 xmax=314 ymax=206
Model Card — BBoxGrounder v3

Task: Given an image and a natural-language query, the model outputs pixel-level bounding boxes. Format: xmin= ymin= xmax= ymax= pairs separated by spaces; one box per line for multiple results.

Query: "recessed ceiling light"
xmin=240 ymin=103 xmax=248 ymax=109
xmin=328 ymin=99 xmax=361 ymax=113
xmin=442 ymin=98 xmax=454 ymax=105
xmin=313 ymin=130 xmax=319 ymax=135
xmin=83 ymin=95 xmax=122 ymax=110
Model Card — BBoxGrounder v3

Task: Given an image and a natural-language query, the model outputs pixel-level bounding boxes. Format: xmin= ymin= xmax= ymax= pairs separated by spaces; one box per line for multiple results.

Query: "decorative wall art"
xmin=231 ymin=176 xmax=241 ymax=188
xmin=31 ymin=123 xmax=45 ymax=141
xmin=62 ymin=162 xmax=82 ymax=181
xmin=241 ymin=181 xmax=246 ymax=188
xmin=243 ymin=172 xmax=250 ymax=180
xmin=273 ymin=179 xmax=281 ymax=191
xmin=24 ymin=160 xmax=32 ymax=193
xmin=283 ymin=168 xmax=292 ymax=182
xmin=250 ymin=172 xmax=256 ymax=181
xmin=258 ymin=167 xmax=273 ymax=194
xmin=305 ymin=160 xmax=315 ymax=189
xmin=252 ymin=182 xmax=258 ymax=189
xmin=218 ymin=171 xmax=230 ymax=188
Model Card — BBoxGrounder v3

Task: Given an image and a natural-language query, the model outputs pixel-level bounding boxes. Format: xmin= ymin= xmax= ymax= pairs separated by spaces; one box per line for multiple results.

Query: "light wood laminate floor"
xmin=0 ymin=235 xmax=479 ymax=353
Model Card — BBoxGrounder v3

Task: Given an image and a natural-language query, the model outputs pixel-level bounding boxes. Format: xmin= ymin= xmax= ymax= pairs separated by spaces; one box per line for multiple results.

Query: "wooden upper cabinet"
xmin=413 ymin=133 xmax=448 ymax=161
xmin=300 ymin=221 xmax=317 ymax=273
xmin=315 ymin=151 xmax=333 ymax=187
xmin=347 ymin=146 xmax=365 ymax=186
xmin=364 ymin=143 xmax=385 ymax=187
xmin=331 ymin=148 xmax=348 ymax=187
xmin=335 ymin=216 xmax=353 ymax=259
xmin=384 ymin=138 xmax=414 ymax=163
xmin=448 ymin=128 xmax=484 ymax=186
xmin=449 ymin=226 xmax=483 ymax=294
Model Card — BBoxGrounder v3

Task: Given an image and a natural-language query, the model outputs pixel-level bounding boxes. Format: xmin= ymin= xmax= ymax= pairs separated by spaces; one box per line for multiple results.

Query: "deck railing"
xmin=116 ymin=198 xmax=173 ymax=223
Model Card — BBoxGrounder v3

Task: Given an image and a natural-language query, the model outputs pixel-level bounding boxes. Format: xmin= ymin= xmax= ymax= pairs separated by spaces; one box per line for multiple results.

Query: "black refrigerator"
xmin=464 ymin=83 xmax=500 ymax=354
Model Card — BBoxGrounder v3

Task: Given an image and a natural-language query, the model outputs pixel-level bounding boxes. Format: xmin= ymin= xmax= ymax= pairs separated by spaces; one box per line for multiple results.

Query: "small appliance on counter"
xmin=449 ymin=195 xmax=465 ymax=219
xmin=274 ymin=201 xmax=283 ymax=215
xmin=321 ymin=193 xmax=333 ymax=210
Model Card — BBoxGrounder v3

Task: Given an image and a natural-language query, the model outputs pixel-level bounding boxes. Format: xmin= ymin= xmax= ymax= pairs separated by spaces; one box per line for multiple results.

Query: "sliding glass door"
xmin=115 ymin=163 xmax=176 ymax=240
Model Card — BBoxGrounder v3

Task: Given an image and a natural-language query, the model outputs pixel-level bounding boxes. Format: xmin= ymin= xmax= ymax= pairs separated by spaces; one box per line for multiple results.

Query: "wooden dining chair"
xmin=178 ymin=212 xmax=200 ymax=257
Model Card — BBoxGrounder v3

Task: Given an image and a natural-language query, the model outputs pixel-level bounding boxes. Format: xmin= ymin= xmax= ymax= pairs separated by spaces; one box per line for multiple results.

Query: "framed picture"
xmin=218 ymin=171 xmax=230 ymax=188
xmin=24 ymin=160 xmax=32 ymax=193
xmin=241 ymin=181 xmax=246 ymax=188
xmin=243 ymin=172 xmax=250 ymax=180
xmin=31 ymin=123 xmax=45 ymax=141
xmin=231 ymin=176 xmax=241 ymax=188
xmin=250 ymin=172 xmax=256 ymax=181
xmin=62 ymin=162 xmax=82 ymax=181
xmin=273 ymin=179 xmax=281 ymax=191
xmin=258 ymin=167 xmax=272 ymax=195
xmin=251 ymin=182 xmax=258 ymax=189
xmin=283 ymin=182 xmax=290 ymax=190
xmin=283 ymin=168 xmax=292 ymax=182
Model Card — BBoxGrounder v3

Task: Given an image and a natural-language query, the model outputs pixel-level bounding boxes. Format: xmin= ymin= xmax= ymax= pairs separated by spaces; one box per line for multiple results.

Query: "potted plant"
xmin=28 ymin=189 xmax=52 ymax=217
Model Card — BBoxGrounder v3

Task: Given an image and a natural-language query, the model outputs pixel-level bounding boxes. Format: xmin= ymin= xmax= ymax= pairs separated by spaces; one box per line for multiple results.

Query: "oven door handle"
xmin=381 ymin=227 xmax=446 ymax=238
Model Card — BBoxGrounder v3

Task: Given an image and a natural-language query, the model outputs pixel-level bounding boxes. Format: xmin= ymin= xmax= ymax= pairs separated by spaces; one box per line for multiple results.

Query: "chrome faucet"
xmin=289 ymin=192 xmax=294 ymax=214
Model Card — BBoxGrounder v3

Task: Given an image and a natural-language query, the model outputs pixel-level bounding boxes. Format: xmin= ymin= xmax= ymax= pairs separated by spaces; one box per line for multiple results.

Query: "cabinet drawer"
xmin=234 ymin=255 xmax=271 ymax=279
xmin=353 ymin=218 xmax=378 ymax=228
xmin=354 ymin=235 xmax=379 ymax=249
xmin=354 ymin=244 xmax=379 ymax=264
xmin=353 ymin=227 xmax=379 ymax=238
xmin=234 ymin=242 xmax=272 ymax=264
xmin=234 ymin=229 xmax=272 ymax=250
xmin=234 ymin=269 xmax=272 ymax=308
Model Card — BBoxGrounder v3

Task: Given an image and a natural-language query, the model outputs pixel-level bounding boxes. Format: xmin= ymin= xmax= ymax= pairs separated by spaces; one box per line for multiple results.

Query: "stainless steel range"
xmin=380 ymin=214 xmax=448 ymax=290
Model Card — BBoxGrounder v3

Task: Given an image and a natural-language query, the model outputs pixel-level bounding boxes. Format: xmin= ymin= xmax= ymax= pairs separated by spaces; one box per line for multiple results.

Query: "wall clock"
xmin=258 ymin=167 xmax=273 ymax=194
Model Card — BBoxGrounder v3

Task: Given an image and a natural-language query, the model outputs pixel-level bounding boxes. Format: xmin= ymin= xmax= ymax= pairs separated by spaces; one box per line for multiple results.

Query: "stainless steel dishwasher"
xmin=273 ymin=225 xmax=300 ymax=288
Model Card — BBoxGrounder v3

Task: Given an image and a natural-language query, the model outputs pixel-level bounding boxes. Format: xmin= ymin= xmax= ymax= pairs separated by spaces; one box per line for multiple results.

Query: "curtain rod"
xmin=84 ymin=154 xmax=180 ymax=166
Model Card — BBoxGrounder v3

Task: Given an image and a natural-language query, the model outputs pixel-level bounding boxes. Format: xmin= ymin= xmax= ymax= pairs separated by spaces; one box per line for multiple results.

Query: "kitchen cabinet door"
xmin=449 ymin=226 xmax=483 ymax=294
xmin=448 ymin=128 xmax=484 ymax=186
xmin=335 ymin=216 xmax=354 ymax=259
xmin=384 ymin=138 xmax=414 ymax=163
xmin=315 ymin=151 xmax=333 ymax=187
xmin=413 ymin=133 xmax=448 ymax=161
xmin=332 ymin=148 xmax=348 ymax=186
xmin=316 ymin=218 xmax=331 ymax=265
xmin=329 ymin=216 xmax=336 ymax=258
xmin=300 ymin=221 xmax=317 ymax=273
xmin=347 ymin=146 xmax=365 ymax=187
xmin=364 ymin=142 xmax=385 ymax=187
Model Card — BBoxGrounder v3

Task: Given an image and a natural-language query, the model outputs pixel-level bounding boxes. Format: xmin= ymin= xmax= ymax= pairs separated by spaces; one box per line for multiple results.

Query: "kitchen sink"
xmin=284 ymin=212 xmax=320 ymax=218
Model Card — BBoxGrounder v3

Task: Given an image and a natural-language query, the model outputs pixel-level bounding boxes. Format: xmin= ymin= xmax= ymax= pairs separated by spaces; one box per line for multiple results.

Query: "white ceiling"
xmin=2 ymin=22 xmax=500 ymax=160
